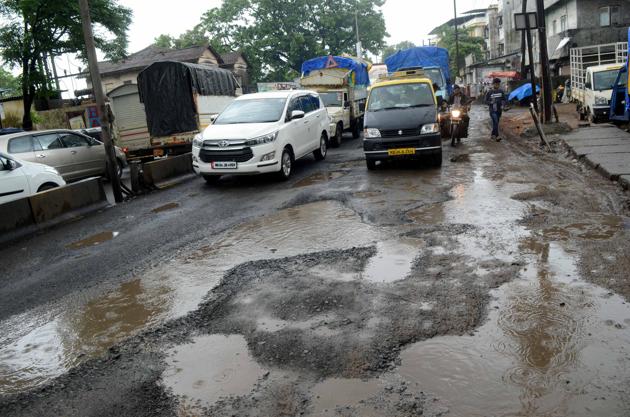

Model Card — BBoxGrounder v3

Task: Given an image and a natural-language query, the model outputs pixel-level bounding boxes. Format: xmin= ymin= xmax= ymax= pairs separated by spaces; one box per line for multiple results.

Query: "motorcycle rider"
xmin=448 ymin=84 xmax=470 ymax=137
xmin=485 ymin=78 xmax=508 ymax=142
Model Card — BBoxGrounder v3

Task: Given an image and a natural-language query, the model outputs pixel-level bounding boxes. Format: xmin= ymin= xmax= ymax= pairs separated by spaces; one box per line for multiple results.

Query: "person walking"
xmin=485 ymin=78 xmax=507 ymax=142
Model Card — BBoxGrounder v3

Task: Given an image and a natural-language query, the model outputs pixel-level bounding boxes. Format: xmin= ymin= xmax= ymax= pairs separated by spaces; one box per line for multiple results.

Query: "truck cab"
xmin=583 ymin=64 xmax=624 ymax=122
xmin=610 ymin=64 xmax=628 ymax=123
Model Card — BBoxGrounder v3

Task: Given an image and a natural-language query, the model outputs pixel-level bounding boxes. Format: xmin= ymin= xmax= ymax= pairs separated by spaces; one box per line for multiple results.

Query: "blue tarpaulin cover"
xmin=626 ymin=27 xmax=629 ymax=113
xmin=301 ymin=56 xmax=370 ymax=86
xmin=385 ymin=47 xmax=451 ymax=85
xmin=508 ymin=83 xmax=540 ymax=101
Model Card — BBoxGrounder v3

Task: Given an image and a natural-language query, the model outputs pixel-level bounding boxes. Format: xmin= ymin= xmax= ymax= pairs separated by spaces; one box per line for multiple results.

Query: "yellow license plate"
xmin=388 ymin=148 xmax=416 ymax=156
xmin=153 ymin=148 xmax=164 ymax=157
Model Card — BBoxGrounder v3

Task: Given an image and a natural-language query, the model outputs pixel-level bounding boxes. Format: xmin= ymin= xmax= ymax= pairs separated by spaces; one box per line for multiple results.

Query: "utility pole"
xmin=355 ymin=12 xmax=362 ymax=58
xmin=453 ymin=0 xmax=460 ymax=80
xmin=536 ymin=0 xmax=553 ymax=123
xmin=79 ymin=0 xmax=123 ymax=203
xmin=520 ymin=0 xmax=528 ymax=77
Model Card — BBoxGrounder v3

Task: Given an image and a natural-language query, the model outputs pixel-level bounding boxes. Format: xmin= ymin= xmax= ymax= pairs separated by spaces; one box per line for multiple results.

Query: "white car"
xmin=0 ymin=152 xmax=66 ymax=204
xmin=192 ymin=90 xmax=330 ymax=182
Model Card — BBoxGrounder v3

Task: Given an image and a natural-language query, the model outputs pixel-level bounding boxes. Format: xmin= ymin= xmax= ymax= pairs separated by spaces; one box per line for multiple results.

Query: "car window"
xmin=299 ymin=96 xmax=315 ymax=113
xmin=35 ymin=133 xmax=64 ymax=150
xmin=214 ymin=98 xmax=287 ymax=124
xmin=59 ymin=133 xmax=90 ymax=148
xmin=0 ymin=156 xmax=9 ymax=170
xmin=8 ymin=136 xmax=33 ymax=154
xmin=309 ymin=95 xmax=321 ymax=110
xmin=286 ymin=97 xmax=303 ymax=118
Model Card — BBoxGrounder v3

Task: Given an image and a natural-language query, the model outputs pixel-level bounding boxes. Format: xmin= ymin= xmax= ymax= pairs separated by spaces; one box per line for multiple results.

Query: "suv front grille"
xmin=199 ymin=147 xmax=254 ymax=163
xmin=380 ymin=128 xmax=420 ymax=138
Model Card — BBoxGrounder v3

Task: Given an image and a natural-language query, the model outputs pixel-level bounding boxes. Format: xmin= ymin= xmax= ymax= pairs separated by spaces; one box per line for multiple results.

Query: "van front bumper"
xmin=363 ymin=134 xmax=442 ymax=160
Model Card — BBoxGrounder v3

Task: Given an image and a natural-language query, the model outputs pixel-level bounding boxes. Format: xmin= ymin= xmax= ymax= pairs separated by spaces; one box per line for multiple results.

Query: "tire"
xmin=589 ymin=112 xmax=598 ymax=124
xmin=277 ymin=147 xmax=293 ymax=180
xmin=203 ymin=175 xmax=221 ymax=184
xmin=366 ymin=159 xmax=377 ymax=170
xmin=331 ymin=123 xmax=343 ymax=148
xmin=116 ymin=158 xmax=124 ymax=178
xmin=37 ymin=183 xmax=58 ymax=193
xmin=352 ymin=120 xmax=361 ymax=139
xmin=451 ymin=126 xmax=457 ymax=147
xmin=313 ymin=133 xmax=328 ymax=161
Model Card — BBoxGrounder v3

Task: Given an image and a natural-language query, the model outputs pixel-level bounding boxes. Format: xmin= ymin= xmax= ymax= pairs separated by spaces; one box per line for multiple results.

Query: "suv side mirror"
xmin=290 ymin=110 xmax=305 ymax=120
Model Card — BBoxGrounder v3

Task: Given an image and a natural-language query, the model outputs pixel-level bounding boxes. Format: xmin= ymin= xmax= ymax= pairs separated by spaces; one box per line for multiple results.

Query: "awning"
xmin=488 ymin=71 xmax=521 ymax=79
xmin=552 ymin=37 xmax=571 ymax=59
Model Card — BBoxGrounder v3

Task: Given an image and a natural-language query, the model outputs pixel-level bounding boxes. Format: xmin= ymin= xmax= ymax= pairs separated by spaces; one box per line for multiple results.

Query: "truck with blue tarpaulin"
xmin=384 ymin=47 xmax=452 ymax=102
xmin=610 ymin=28 xmax=630 ymax=124
xmin=300 ymin=55 xmax=370 ymax=146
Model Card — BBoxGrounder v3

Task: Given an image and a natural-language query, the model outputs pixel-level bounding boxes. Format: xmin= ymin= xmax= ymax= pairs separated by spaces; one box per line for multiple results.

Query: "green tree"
xmin=157 ymin=0 xmax=387 ymax=82
xmin=436 ymin=25 xmax=485 ymax=80
xmin=0 ymin=0 xmax=132 ymax=130
xmin=0 ymin=67 xmax=21 ymax=96
xmin=381 ymin=40 xmax=415 ymax=61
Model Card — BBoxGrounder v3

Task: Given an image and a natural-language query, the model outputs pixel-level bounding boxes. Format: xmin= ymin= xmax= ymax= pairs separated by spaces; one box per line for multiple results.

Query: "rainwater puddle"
xmin=541 ymin=214 xmax=623 ymax=241
xmin=293 ymin=171 xmax=347 ymax=187
xmin=361 ymin=239 xmax=423 ymax=283
xmin=161 ymin=334 xmax=265 ymax=410
xmin=65 ymin=231 xmax=119 ymax=249
xmin=309 ymin=378 xmax=382 ymax=416
xmin=152 ymin=202 xmax=180 ymax=213
xmin=406 ymin=202 xmax=445 ymax=224
xmin=399 ymin=242 xmax=630 ymax=417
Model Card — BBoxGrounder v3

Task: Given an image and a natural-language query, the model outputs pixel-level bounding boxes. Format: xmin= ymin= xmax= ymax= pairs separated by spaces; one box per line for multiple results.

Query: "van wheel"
xmin=313 ymin=133 xmax=327 ymax=161
xmin=203 ymin=175 xmax=221 ymax=184
xmin=366 ymin=159 xmax=377 ymax=170
xmin=331 ymin=123 xmax=343 ymax=147
xmin=277 ymin=147 xmax=293 ymax=180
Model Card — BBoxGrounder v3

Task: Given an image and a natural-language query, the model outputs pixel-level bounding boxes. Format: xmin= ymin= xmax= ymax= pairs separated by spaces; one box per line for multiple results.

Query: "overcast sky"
xmin=24 ymin=0 xmax=494 ymax=97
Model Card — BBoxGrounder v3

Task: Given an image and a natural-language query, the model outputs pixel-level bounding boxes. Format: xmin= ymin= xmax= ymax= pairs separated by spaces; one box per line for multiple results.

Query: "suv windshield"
xmin=367 ymin=83 xmax=435 ymax=111
xmin=214 ymin=98 xmax=287 ymax=124
xmin=593 ymin=69 xmax=620 ymax=91
xmin=319 ymin=92 xmax=343 ymax=107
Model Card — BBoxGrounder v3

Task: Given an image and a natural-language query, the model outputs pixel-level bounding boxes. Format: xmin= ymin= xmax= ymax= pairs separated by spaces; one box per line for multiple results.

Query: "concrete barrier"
xmin=142 ymin=153 xmax=193 ymax=186
xmin=0 ymin=177 xmax=108 ymax=242
xmin=0 ymin=198 xmax=35 ymax=235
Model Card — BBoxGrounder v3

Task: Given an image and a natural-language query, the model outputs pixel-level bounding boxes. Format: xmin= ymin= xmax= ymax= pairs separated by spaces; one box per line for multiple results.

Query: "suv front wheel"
xmin=313 ymin=133 xmax=327 ymax=161
xmin=277 ymin=147 xmax=293 ymax=181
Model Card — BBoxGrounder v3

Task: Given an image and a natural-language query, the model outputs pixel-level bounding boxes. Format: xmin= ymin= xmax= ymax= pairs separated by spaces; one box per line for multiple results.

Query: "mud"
xmin=152 ymin=202 xmax=180 ymax=213
xmin=65 ymin=231 xmax=119 ymax=249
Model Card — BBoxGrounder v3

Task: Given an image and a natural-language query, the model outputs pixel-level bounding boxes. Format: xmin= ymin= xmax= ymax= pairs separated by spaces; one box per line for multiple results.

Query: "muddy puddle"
xmin=65 ymin=231 xmax=119 ymax=249
xmin=152 ymin=202 xmax=180 ymax=213
xmin=309 ymin=378 xmax=382 ymax=416
xmin=293 ymin=171 xmax=347 ymax=187
xmin=161 ymin=334 xmax=266 ymax=412
xmin=361 ymin=239 xmax=424 ymax=283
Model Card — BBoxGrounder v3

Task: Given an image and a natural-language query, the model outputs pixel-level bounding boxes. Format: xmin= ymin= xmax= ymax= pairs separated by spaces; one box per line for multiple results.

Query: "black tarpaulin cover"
xmin=138 ymin=61 xmax=237 ymax=137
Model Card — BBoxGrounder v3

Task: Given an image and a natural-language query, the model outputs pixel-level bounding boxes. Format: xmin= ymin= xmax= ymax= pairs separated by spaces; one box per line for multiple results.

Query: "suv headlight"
xmin=420 ymin=123 xmax=439 ymax=134
xmin=594 ymin=96 xmax=608 ymax=105
xmin=245 ymin=131 xmax=278 ymax=146
xmin=192 ymin=134 xmax=204 ymax=148
xmin=364 ymin=128 xmax=381 ymax=138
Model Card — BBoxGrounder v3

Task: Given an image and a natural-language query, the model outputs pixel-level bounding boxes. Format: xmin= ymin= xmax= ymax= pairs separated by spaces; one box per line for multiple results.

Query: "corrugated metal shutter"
xmin=109 ymin=84 xmax=150 ymax=151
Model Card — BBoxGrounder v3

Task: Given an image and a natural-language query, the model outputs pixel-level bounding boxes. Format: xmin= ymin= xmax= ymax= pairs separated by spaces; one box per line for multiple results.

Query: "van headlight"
xmin=594 ymin=96 xmax=608 ymax=105
xmin=192 ymin=134 xmax=204 ymax=148
xmin=246 ymin=131 xmax=278 ymax=146
xmin=364 ymin=128 xmax=381 ymax=138
xmin=421 ymin=123 xmax=439 ymax=134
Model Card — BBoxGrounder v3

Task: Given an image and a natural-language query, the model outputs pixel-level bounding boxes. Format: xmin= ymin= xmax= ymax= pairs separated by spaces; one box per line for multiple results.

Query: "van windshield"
xmin=593 ymin=69 xmax=620 ymax=91
xmin=214 ymin=98 xmax=287 ymax=124
xmin=367 ymin=83 xmax=435 ymax=111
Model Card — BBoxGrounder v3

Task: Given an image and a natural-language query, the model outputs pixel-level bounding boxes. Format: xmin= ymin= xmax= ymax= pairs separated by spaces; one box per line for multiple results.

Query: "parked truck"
xmin=136 ymin=61 xmax=238 ymax=158
xmin=384 ymin=46 xmax=452 ymax=103
xmin=300 ymin=55 xmax=370 ymax=147
xmin=610 ymin=29 xmax=630 ymax=124
xmin=569 ymin=42 xmax=628 ymax=123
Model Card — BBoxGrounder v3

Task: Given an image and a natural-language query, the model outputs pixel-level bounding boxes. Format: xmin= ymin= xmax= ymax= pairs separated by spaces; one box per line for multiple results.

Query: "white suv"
xmin=0 ymin=152 xmax=66 ymax=204
xmin=192 ymin=90 xmax=330 ymax=182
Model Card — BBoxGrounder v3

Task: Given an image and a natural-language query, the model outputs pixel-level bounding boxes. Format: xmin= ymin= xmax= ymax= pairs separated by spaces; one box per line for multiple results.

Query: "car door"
xmin=0 ymin=155 xmax=30 ymax=204
xmin=308 ymin=94 xmax=327 ymax=149
xmin=298 ymin=95 xmax=317 ymax=153
xmin=58 ymin=132 xmax=106 ymax=178
xmin=285 ymin=96 xmax=309 ymax=157
xmin=32 ymin=133 xmax=73 ymax=179
xmin=6 ymin=134 xmax=37 ymax=163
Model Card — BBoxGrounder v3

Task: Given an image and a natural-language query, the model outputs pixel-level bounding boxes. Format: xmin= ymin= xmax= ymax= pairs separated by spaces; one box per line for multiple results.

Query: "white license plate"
xmin=212 ymin=161 xmax=237 ymax=169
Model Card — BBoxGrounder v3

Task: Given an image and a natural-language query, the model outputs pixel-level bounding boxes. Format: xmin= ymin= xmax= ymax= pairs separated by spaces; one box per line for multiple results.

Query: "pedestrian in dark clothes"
xmin=485 ymin=78 xmax=508 ymax=141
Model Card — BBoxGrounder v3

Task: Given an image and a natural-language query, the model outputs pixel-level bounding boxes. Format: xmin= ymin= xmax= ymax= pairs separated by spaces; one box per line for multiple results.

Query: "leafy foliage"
xmin=0 ymin=0 xmax=132 ymax=129
xmin=381 ymin=41 xmax=416 ymax=61
xmin=156 ymin=0 xmax=388 ymax=82
xmin=436 ymin=25 xmax=485 ymax=79
xmin=0 ymin=67 xmax=21 ymax=96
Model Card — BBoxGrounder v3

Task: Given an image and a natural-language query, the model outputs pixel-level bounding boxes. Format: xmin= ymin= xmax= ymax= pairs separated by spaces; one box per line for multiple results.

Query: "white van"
xmin=192 ymin=90 xmax=330 ymax=182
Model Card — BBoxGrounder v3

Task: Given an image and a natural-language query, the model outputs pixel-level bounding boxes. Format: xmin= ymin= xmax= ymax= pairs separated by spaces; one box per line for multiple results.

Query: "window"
xmin=497 ymin=16 xmax=503 ymax=28
xmin=600 ymin=6 xmax=611 ymax=26
xmin=34 ymin=134 xmax=63 ymax=150
xmin=498 ymin=43 xmax=505 ymax=56
xmin=319 ymin=92 xmax=343 ymax=107
xmin=553 ymin=20 xmax=557 ymax=34
xmin=213 ymin=98 xmax=287 ymax=124
xmin=8 ymin=136 xmax=33 ymax=154
xmin=611 ymin=6 xmax=621 ymax=26
xmin=367 ymin=83 xmax=435 ymax=111
xmin=484 ymin=26 xmax=489 ymax=38
xmin=309 ymin=95 xmax=320 ymax=111
xmin=286 ymin=97 xmax=303 ymax=118
xmin=299 ymin=96 xmax=315 ymax=113
xmin=59 ymin=133 xmax=90 ymax=148
xmin=560 ymin=15 xmax=567 ymax=32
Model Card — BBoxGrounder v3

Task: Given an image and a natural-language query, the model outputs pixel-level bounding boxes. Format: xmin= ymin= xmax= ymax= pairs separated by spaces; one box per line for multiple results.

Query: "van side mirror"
xmin=344 ymin=101 xmax=350 ymax=108
xmin=290 ymin=110 xmax=305 ymax=120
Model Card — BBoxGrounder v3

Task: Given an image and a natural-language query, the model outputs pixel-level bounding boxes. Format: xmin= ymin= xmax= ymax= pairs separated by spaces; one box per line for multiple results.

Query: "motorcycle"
xmin=448 ymin=105 xmax=469 ymax=147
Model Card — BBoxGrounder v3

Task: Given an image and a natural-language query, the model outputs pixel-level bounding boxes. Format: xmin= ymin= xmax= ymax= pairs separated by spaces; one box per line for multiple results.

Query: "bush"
xmin=2 ymin=112 xmax=22 ymax=128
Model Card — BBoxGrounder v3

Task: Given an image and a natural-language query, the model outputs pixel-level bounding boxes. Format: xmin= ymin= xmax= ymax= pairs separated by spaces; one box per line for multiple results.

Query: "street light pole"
xmin=78 ymin=0 xmax=123 ymax=203
xmin=453 ymin=0 xmax=460 ymax=80
xmin=535 ymin=0 xmax=553 ymax=123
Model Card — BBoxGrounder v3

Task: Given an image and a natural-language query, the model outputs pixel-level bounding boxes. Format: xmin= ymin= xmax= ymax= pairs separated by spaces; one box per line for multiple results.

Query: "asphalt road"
xmin=2 ymin=107 xmax=630 ymax=416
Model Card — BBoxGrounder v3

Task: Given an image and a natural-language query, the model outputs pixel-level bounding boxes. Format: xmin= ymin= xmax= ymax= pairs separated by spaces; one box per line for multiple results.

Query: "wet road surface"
xmin=2 ymin=106 xmax=630 ymax=416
